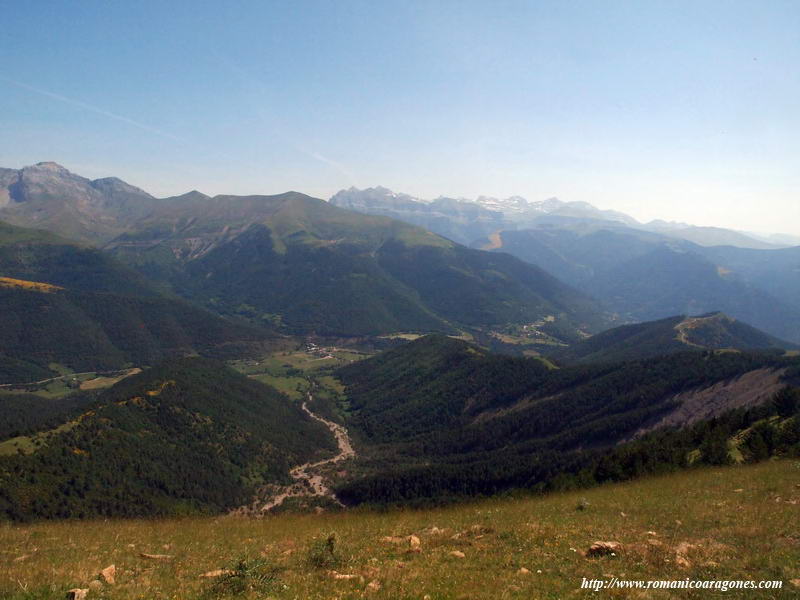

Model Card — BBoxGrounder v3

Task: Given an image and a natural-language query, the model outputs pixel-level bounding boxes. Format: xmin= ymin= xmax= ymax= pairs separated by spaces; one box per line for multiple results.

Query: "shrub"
xmin=203 ymin=556 xmax=281 ymax=598
xmin=305 ymin=532 xmax=341 ymax=569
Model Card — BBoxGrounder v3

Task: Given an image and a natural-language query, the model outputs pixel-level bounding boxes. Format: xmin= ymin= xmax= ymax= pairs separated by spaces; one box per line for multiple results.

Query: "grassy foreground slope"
xmin=2 ymin=460 xmax=799 ymax=599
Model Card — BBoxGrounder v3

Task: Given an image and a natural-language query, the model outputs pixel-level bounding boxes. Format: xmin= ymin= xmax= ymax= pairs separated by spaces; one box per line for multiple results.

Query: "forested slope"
xmin=335 ymin=336 xmax=800 ymax=505
xmin=0 ymin=358 xmax=335 ymax=520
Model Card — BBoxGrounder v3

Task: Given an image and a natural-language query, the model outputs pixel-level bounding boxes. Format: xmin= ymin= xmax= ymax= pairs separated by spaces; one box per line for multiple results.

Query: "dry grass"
xmin=80 ymin=369 xmax=142 ymax=391
xmin=0 ymin=276 xmax=63 ymax=293
xmin=2 ymin=460 xmax=799 ymax=599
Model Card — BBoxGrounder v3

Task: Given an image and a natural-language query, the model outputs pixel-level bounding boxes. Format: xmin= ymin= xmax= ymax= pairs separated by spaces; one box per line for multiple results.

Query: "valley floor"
xmin=2 ymin=460 xmax=800 ymax=599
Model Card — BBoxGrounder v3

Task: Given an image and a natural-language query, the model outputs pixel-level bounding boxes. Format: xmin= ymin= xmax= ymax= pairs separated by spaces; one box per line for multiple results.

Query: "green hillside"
xmin=0 ymin=220 xmax=160 ymax=297
xmin=181 ymin=224 xmax=452 ymax=335
xmin=0 ymin=220 xmax=272 ymax=383
xmin=0 ymin=285 xmax=269 ymax=382
xmin=0 ymin=357 xmax=336 ymax=520
xmin=107 ymin=192 xmax=604 ymax=338
xmin=482 ymin=227 xmax=800 ymax=344
xmin=335 ymin=335 xmax=800 ymax=505
xmin=551 ymin=312 xmax=797 ymax=365
xmin=588 ymin=246 xmax=800 ymax=343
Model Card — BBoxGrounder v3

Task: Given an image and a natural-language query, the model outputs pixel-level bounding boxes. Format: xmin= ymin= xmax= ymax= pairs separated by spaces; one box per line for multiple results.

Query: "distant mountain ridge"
xmin=646 ymin=221 xmax=783 ymax=250
xmin=0 ymin=164 xmax=605 ymax=340
xmin=332 ymin=186 xmax=640 ymax=225
xmin=330 ymin=187 xmax=800 ymax=342
xmin=3 ymin=162 xmax=797 ymax=344
xmin=330 ymin=186 xmax=639 ymax=244
xmin=470 ymin=226 xmax=800 ymax=343
xmin=0 ymin=165 xmax=791 ymax=251
xmin=330 ymin=186 xmax=788 ymax=249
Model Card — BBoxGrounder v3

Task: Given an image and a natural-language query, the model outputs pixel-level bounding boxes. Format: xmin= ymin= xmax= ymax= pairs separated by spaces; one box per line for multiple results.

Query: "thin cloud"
xmin=211 ymin=51 xmax=358 ymax=186
xmin=1 ymin=77 xmax=184 ymax=143
xmin=302 ymin=148 xmax=358 ymax=187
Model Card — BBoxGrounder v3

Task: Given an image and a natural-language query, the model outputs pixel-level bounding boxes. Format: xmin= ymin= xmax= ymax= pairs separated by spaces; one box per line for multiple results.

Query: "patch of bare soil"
xmin=480 ymin=231 xmax=504 ymax=251
xmin=630 ymin=367 xmax=787 ymax=438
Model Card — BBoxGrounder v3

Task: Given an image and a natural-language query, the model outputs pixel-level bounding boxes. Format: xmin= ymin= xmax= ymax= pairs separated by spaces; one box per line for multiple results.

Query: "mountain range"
xmin=330 ymin=186 xmax=789 ymax=249
xmin=479 ymin=227 xmax=800 ymax=343
xmin=1 ymin=161 xmax=799 ymax=521
xmin=0 ymin=163 xmax=605 ymax=342
xmin=2 ymin=163 xmax=797 ymax=349
xmin=329 ymin=186 xmax=800 ymax=343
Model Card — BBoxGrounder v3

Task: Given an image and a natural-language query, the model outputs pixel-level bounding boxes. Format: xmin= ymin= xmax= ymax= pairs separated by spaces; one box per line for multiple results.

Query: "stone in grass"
xmin=366 ymin=579 xmax=382 ymax=592
xmin=517 ymin=567 xmax=531 ymax=575
xmin=380 ymin=536 xmax=405 ymax=544
xmin=200 ymin=569 xmax=235 ymax=578
xmin=469 ymin=524 xmax=494 ymax=535
xmin=449 ymin=550 xmax=466 ymax=559
xmin=100 ymin=564 xmax=115 ymax=584
xmin=674 ymin=542 xmax=695 ymax=569
xmin=139 ymin=552 xmax=174 ymax=560
xmin=327 ymin=570 xmax=359 ymax=581
xmin=407 ymin=535 xmax=421 ymax=553
xmin=424 ymin=526 xmax=445 ymax=535
xmin=65 ymin=590 xmax=88 ymax=600
xmin=585 ymin=541 xmax=623 ymax=558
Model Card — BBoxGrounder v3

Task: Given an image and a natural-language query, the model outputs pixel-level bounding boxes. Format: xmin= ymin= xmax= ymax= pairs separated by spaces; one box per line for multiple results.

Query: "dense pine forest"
xmin=0 ymin=358 xmax=335 ymax=521
xmin=334 ymin=336 xmax=800 ymax=506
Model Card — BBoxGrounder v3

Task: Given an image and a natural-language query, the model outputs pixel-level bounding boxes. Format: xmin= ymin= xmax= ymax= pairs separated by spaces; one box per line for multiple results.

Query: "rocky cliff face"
xmin=0 ymin=162 xmax=156 ymax=243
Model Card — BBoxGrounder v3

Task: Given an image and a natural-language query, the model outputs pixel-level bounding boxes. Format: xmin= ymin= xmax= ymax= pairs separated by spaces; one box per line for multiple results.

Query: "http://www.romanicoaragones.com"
xmin=580 ymin=577 xmax=783 ymax=592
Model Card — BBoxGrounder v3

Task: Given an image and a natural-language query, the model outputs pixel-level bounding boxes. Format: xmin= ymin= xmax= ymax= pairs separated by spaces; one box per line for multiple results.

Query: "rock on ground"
xmin=100 ymin=564 xmax=115 ymax=584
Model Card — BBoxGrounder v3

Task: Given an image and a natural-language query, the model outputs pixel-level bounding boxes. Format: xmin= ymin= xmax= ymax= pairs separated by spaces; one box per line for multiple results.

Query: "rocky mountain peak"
xmin=29 ymin=161 xmax=70 ymax=173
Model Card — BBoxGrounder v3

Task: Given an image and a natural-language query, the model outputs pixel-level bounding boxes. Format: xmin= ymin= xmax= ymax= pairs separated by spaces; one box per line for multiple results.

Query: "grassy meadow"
xmin=2 ymin=459 xmax=799 ymax=599
xmin=228 ymin=347 xmax=369 ymax=400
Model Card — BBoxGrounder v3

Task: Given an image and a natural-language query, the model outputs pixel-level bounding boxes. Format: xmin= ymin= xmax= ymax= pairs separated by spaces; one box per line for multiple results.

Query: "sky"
xmin=1 ymin=1 xmax=798 ymax=234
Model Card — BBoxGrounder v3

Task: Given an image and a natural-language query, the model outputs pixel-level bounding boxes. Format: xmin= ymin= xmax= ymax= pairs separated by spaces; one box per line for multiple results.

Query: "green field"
xmin=0 ymin=367 xmax=140 ymax=399
xmin=2 ymin=460 xmax=799 ymax=599
xmin=228 ymin=347 xmax=370 ymax=400
xmin=0 ymin=420 xmax=80 ymax=456
xmin=248 ymin=374 xmax=309 ymax=400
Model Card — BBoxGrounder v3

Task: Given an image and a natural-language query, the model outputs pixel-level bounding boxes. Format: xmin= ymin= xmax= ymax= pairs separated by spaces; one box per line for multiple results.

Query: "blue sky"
xmin=1 ymin=1 xmax=798 ymax=234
